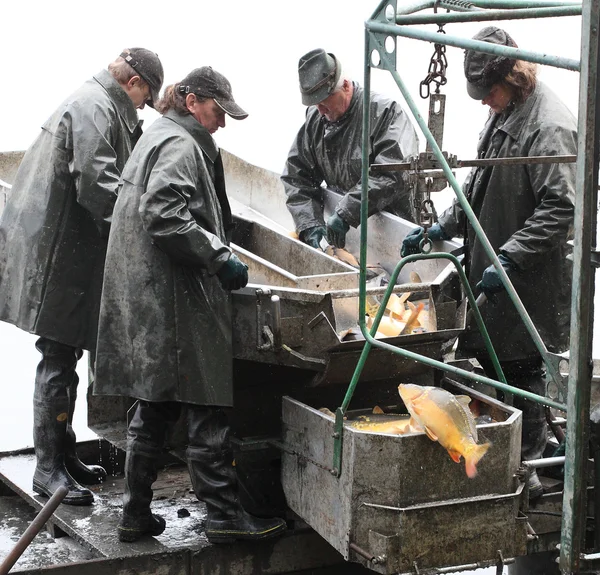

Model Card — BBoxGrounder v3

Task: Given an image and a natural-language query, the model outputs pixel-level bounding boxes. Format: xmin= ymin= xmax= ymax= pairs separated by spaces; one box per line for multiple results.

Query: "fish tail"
xmin=465 ymin=442 xmax=491 ymax=478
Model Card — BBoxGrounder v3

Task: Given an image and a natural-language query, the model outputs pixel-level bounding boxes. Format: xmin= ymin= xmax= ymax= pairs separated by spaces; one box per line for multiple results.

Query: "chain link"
xmin=419 ymin=25 xmax=448 ymax=99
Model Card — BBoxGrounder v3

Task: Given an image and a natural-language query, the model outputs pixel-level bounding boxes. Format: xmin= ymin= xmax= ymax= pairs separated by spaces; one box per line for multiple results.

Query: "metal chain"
xmin=419 ymin=25 xmax=448 ymax=99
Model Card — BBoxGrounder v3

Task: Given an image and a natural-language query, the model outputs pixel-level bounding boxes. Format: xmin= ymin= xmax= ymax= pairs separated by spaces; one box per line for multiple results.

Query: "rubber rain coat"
xmin=0 ymin=69 xmax=141 ymax=350
xmin=438 ymin=82 xmax=576 ymax=361
xmin=281 ymin=83 xmax=419 ymax=232
xmin=94 ymin=110 xmax=234 ymax=407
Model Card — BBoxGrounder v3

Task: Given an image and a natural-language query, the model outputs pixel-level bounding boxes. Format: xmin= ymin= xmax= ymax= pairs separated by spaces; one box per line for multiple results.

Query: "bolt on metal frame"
xmin=331 ymin=0 xmax=599 ymax=572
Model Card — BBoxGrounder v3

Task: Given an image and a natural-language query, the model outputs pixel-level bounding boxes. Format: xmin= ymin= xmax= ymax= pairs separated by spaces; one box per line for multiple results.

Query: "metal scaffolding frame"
xmin=333 ymin=0 xmax=599 ymax=572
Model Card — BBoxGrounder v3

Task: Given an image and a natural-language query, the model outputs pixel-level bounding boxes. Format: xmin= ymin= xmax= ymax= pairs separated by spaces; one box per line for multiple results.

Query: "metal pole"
xmin=367 ymin=21 xmax=581 ymax=70
xmin=396 ymin=5 xmax=581 ymax=24
xmin=0 ymin=486 xmax=68 ymax=575
xmin=560 ymin=0 xmax=600 ymax=570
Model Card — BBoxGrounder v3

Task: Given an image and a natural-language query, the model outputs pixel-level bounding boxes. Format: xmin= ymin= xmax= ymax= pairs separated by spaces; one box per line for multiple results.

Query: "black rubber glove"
xmin=299 ymin=226 xmax=327 ymax=250
xmin=476 ymin=254 xmax=518 ymax=300
xmin=326 ymin=212 xmax=350 ymax=248
xmin=217 ymin=254 xmax=249 ymax=291
xmin=400 ymin=222 xmax=449 ymax=257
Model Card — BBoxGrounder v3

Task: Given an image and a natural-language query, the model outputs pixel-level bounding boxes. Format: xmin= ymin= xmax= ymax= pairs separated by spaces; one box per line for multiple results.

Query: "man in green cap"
xmin=282 ymin=48 xmax=419 ymax=250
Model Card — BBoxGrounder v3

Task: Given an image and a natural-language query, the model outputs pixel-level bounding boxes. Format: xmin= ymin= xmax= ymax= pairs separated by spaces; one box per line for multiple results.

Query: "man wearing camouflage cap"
xmin=402 ymin=27 xmax=576 ymax=501
xmin=0 ymin=47 xmax=164 ymax=505
xmin=282 ymin=48 xmax=419 ymax=250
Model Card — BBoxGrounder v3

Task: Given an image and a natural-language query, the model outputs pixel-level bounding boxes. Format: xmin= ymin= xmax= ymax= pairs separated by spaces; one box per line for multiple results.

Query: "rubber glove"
xmin=400 ymin=222 xmax=449 ymax=257
xmin=476 ymin=254 xmax=518 ymax=299
xmin=326 ymin=212 xmax=350 ymax=248
xmin=299 ymin=225 xmax=327 ymax=250
xmin=217 ymin=253 xmax=249 ymax=291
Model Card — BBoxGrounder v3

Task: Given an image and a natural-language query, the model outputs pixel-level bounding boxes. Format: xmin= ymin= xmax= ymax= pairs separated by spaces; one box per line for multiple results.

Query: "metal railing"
xmin=333 ymin=1 xmax=598 ymax=572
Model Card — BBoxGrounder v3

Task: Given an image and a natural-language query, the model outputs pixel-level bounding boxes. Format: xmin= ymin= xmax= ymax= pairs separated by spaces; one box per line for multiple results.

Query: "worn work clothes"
xmin=282 ymin=82 xmax=419 ymax=233
xmin=0 ymin=69 xmax=141 ymax=351
xmin=438 ymin=82 xmax=576 ymax=361
xmin=94 ymin=110 xmax=234 ymax=407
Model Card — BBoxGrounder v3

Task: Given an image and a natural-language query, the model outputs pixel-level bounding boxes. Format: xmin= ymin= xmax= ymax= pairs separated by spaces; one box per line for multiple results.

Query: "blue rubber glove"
xmin=326 ymin=212 xmax=350 ymax=248
xmin=476 ymin=254 xmax=518 ymax=299
xmin=217 ymin=253 xmax=249 ymax=291
xmin=400 ymin=222 xmax=449 ymax=257
xmin=299 ymin=225 xmax=327 ymax=250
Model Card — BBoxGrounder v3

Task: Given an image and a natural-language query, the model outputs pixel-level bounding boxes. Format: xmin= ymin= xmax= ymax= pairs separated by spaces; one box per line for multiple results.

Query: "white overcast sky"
xmin=0 ymin=2 xmax=589 ymax=449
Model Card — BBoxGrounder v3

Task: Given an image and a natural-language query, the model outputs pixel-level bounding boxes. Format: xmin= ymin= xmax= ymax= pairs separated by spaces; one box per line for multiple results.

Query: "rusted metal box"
xmin=281 ymin=379 xmax=528 ymax=574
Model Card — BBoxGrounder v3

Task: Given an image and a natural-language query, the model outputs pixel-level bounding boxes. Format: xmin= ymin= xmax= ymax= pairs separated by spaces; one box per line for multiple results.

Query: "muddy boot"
xmin=32 ymin=398 xmax=94 ymax=505
xmin=186 ymin=406 xmax=286 ymax=544
xmin=65 ymin=376 xmax=107 ymax=485
xmin=118 ymin=401 xmax=170 ymax=542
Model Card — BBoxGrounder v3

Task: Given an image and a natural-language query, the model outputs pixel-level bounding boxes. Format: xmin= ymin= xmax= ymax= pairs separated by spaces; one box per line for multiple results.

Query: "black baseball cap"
xmin=464 ymin=27 xmax=518 ymax=100
xmin=120 ymin=48 xmax=164 ymax=108
xmin=178 ymin=66 xmax=248 ymax=119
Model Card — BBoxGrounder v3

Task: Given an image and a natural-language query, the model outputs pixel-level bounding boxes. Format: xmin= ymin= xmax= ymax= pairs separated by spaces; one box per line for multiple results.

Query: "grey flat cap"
xmin=464 ymin=27 xmax=518 ymax=100
xmin=298 ymin=49 xmax=341 ymax=106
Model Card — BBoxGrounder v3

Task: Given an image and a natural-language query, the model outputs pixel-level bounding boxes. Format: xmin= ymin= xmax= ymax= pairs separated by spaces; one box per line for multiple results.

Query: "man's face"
xmin=128 ymin=76 xmax=152 ymax=109
xmin=481 ymin=83 xmax=513 ymax=114
xmin=315 ymin=83 xmax=352 ymax=122
xmin=190 ymin=98 xmax=226 ymax=134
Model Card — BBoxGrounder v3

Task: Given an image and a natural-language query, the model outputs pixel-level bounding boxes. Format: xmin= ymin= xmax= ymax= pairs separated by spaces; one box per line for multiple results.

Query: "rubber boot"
xmin=118 ymin=401 xmax=171 ymax=542
xmin=65 ymin=375 xmax=107 ymax=485
xmin=186 ymin=406 xmax=286 ymax=544
xmin=515 ymin=367 xmax=548 ymax=501
xmin=32 ymin=398 xmax=94 ymax=505
xmin=32 ymin=338 xmax=93 ymax=505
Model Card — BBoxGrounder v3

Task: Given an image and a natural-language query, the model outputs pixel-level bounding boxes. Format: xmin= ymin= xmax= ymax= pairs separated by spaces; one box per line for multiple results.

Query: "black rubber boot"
xmin=32 ymin=398 xmax=94 ymax=505
xmin=186 ymin=406 xmax=286 ymax=544
xmin=65 ymin=376 xmax=107 ymax=485
xmin=517 ymin=370 xmax=548 ymax=501
xmin=32 ymin=338 xmax=93 ymax=506
xmin=118 ymin=401 xmax=172 ymax=542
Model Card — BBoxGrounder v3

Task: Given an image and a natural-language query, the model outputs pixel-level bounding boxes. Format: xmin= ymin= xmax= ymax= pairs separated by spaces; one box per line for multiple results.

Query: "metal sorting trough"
xmin=223 ymin=150 xmax=466 ymax=385
xmin=281 ymin=379 xmax=528 ymax=574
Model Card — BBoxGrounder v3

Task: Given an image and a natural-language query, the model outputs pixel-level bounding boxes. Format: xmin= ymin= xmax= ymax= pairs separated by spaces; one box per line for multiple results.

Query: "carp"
xmin=398 ymin=384 xmax=491 ymax=478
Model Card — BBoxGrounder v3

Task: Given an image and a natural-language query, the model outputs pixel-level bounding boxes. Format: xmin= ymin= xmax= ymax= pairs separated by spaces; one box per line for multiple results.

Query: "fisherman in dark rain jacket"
xmin=0 ymin=48 xmax=163 ymax=505
xmin=402 ymin=27 xmax=576 ymax=500
xmin=93 ymin=67 xmax=286 ymax=545
xmin=282 ymin=48 xmax=419 ymax=250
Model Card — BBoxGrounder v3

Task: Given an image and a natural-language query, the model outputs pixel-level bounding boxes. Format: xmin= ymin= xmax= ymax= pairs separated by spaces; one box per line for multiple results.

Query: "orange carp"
xmin=398 ymin=384 xmax=491 ymax=478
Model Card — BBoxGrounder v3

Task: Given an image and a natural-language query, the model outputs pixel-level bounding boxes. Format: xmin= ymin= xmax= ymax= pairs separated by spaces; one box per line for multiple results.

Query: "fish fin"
xmin=407 ymin=417 xmax=423 ymax=432
xmin=448 ymin=449 xmax=462 ymax=463
xmin=372 ymin=406 xmax=384 ymax=414
xmin=423 ymin=426 xmax=438 ymax=441
xmin=465 ymin=442 xmax=491 ymax=478
xmin=456 ymin=395 xmax=472 ymax=407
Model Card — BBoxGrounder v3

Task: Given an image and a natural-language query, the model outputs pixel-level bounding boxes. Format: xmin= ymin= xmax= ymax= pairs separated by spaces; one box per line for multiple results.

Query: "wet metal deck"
xmin=0 ymin=450 xmax=361 ymax=575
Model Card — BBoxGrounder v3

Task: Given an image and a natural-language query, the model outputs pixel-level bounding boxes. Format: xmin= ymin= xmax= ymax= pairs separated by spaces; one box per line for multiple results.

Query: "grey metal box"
xmin=281 ymin=380 xmax=528 ymax=574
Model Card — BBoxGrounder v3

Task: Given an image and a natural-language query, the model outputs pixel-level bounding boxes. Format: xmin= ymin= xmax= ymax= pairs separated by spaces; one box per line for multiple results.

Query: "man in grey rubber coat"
xmin=93 ymin=66 xmax=286 ymax=544
xmin=0 ymin=48 xmax=163 ymax=505
xmin=282 ymin=48 xmax=419 ymax=250
xmin=402 ymin=27 xmax=576 ymax=500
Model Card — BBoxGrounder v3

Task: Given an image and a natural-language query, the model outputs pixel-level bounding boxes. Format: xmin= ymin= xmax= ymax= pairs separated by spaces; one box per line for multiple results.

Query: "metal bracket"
xmin=368 ymin=0 xmax=397 ymax=72
xmin=255 ymin=289 xmax=282 ymax=352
